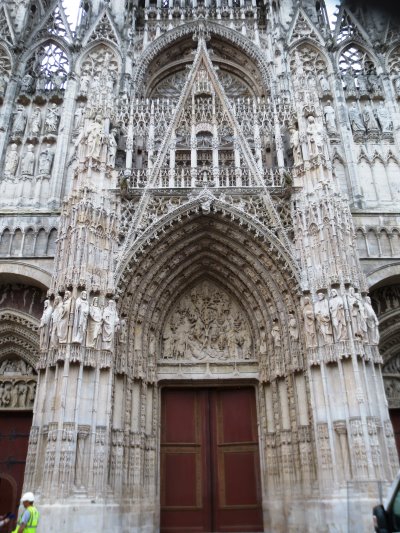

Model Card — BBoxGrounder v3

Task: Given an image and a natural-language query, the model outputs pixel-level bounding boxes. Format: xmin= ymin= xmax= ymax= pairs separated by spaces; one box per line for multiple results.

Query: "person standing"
xmin=12 ymin=492 xmax=39 ymax=532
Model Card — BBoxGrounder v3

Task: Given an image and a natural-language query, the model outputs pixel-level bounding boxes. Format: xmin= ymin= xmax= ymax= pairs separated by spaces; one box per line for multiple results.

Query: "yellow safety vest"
xmin=12 ymin=505 xmax=39 ymax=533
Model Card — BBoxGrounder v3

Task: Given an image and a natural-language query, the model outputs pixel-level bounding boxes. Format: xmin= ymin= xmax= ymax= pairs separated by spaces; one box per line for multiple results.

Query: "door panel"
xmin=160 ymin=387 xmax=263 ymax=533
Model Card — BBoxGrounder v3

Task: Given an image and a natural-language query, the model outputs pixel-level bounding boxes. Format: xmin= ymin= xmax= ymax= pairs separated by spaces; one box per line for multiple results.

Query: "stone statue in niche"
xmin=344 ymin=70 xmax=357 ymax=94
xmin=44 ymin=103 xmax=60 ymax=134
xmin=107 ymin=128 xmax=117 ymax=167
xmin=72 ymin=291 xmax=89 ymax=344
xmin=323 ymin=101 xmax=337 ymax=134
xmin=4 ymin=144 xmax=19 ymax=178
xmin=21 ymin=145 xmax=35 ymax=176
xmin=39 ymin=299 xmax=53 ymax=351
xmin=348 ymin=102 xmax=366 ymax=133
xmin=118 ymin=317 xmax=127 ymax=345
xmin=289 ymin=125 xmax=302 ymax=166
xmin=58 ymin=291 xmax=72 ymax=344
xmin=38 ymin=146 xmax=54 ymax=175
xmin=102 ymin=300 xmax=119 ymax=351
xmin=12 ymin=105 xmax=27 ymax=136
xmin=357 ymin=73 xmax=368 ymax=95
xmin=162 ymin=281 xmax=252 ymax=361
xmin=302 ymin=297 xmax=317 ymax=348
xmin=85 ymin=118 xmax=106 ymax=160
xmin=21 ymin=73 xmax=34 ymax=94
xmin=86 ymin=297 xmax=103 ymax=348
xmin=271 ymin=319 xmax=281 ymax=348
xmin=74 ymin=103 xmax=85 ymax=130
xmin=288 ymin=312 xmax=299 ymax=341
xmin=306 ymin=116 xmax=323 ymax=157
xmin=329 ymin=289 xmax=347 ymax=342
xmin=314 ymin=292 xmax=333 ymax=345
xmin=347 ymin=287 xmax=367 ymax=341
xmin=318 ymin=73 xmax=330 ymax=93
xmin=30 ymin=107 xmax=42 ymax=137
xmin=368 ymin=73 xmax=382 ymax=95
xmin=363 ymin=104 xmax=379 ymax=133
xmin=375 ymin=102 xmax=393 ymax=133
xmin=363 ymin=296 xmax=380 ymax=345
xmin=50 ymin=295 xmax=63 ymax=348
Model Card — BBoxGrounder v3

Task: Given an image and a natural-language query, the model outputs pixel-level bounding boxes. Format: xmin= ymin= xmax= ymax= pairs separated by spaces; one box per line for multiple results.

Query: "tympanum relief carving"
xmin=0 ymin=357 xmax=37 ymax=409
xmin=162 ymin=280 xmax=253 ymax=361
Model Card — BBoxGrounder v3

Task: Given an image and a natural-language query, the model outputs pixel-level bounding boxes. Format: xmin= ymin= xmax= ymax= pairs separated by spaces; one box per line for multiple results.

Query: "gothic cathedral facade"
xmin=0 ymin=0 xmax=400 ymax=531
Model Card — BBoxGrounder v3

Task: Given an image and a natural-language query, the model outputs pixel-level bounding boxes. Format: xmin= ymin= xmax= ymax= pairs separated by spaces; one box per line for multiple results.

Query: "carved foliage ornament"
xmin=162 ymin=280 xmax=253 ymax=361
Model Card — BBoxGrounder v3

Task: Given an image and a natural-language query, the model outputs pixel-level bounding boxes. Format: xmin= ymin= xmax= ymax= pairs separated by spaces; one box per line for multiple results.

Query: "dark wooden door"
xmin=0 ymin=411 xmax=32 ymax=518
xmin=160 ymin=387 xmax=263 ymax=533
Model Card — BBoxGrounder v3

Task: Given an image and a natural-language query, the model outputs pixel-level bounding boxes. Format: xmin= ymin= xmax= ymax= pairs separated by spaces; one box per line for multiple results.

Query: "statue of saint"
xmin=323 ymin=101 xmax=337 ymax=134
xmin=72 ymin=291 xmax=89 ymax=344
xmin=57 ymin=291 xmax=72 ymax=344
xmin=44 ymin=103 xmax=60 ymax=133
xmin=30 ymin=107 xmax=42 ymax=136
xmin=86 ymin=297 xmax=103 ymax=348
xmin=38 ymin=146 xmax=54 ymax=175
xmin=363 ymin=296 xmax=380 ymax=345
xmin=376 ymin=102 xmax=393 ymax=133
xmin=101 ymin=300 xmax=119 ymax=351
xmin=348 ymin=102 xmax=365 ymax=133
xmin=303 ymin=296 xmax=317 ymax=348
xmin=39 ymin=299 xmax=53 ymax=351
xmin=329 ymin=289 xmax=347 ymax=341
xmin=4 ymin=144 xmax=19 ymax=177
xmin=50 ymin=296 xmax=63 ymax=348
xmin=107 ymin=129 xmax=117 ymax=167
xmin=12 ymin=105 xmax=27 ymax=136
xmin=314 ymin=292 xmax=333 ymax=345
xmin=21 ymin=145 xmax=35 ymax=176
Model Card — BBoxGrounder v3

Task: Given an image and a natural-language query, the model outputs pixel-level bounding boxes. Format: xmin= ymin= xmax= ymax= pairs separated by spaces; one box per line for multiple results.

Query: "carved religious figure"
xmin=50 ymin=295 xmax=63 ymax=348
xmin=102 ymin=300 xmax=119 ymax=351
xmin=38 ymin=146 xmax=54 ymax=175
xmin=107 ymin=129 xmax=117 ymax=167
xmin=314 ymin=292 xmax=333 ymax=344
xmin=30 ymin=107 xmax=42 ymax=137
xmin=288 ymin=312 xmax=299 ymax=342
xmin=12 ymin=105 xmax=27 ymax=136
xmin=86 ymin=118 xmax=106 ymax=160
xmin=74 ymin=103 xmax=85 ymax=130
xmin=271 ymin=319 xmax=282 ymax=348
xmin=57 ymin=291 xmax=72 ymax=344
xmin=375 ymin=102 xmax=393 ymax=133
xmin=303 ymin=297 xmax=317 ymax=348
xmin=86 ymin=297 xmax=103 ymax=348
xmin=319 ymin=73 xmax=330 ymax=93
xmin=363 ymin=104 xmax=379 ymax=133
xmin=289 ymin=125 xmax=302 ymax=166
xmin=329 ymin=289 xmax=347 ymax=342
xmin=363 ymin=296 xmax=380 ymax=345
xmin=21 ymin=73 xmax=34 ymax=94
xmin=306 ymin=116 xmax=323 ymax=156
xmin=44 ymin=103 xmax=60 ymax=134
xmin=4 ymin=144 xmax=19 ymax=177
xmin=347 ymin=287 xmax=367 ymax=341
xmin=348 ymin=102 xmax=365 ymax=133
xmin=39 ymin=299 xmax=53 ymax=351
xmin=344 ymin=69 xmax=357 ymax=94
xmin=72 ymin=291 xmax=89 ymax=344
xmin=323 ymin=101 xmax=337 ymax=134
xmin=21 ymin=145 xmax=35 ymax=176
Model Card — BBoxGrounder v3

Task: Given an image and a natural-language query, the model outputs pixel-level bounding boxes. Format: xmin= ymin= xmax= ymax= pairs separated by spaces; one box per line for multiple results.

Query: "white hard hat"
xmin=21 ymin=492 xmax=35 ymax=502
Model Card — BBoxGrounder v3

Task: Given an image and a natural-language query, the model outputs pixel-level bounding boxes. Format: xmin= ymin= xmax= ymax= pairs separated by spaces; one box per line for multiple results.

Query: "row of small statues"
xmin=11 ymin=103 xmax=60 ymax=138
xmin=20 ymin=69 xmax=66 ymax=94
xmin=302 ymin=288 xmax=379 ymax=348
xmin=4 ymin=143 xmax=54 ymax=179
xmin=348 ymin=101 xmax=393 ymax=134
xmin=39 ymin=291 xmax=121 ymax=352
xmin=342 ymin=69 xmax=383 ymax=96
xmin=0 ymin=380 xmax=36 ymax=408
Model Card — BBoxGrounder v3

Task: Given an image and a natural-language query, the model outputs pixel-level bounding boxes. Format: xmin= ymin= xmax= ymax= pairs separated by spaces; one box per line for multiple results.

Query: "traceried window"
xmin=23 ymin=42 xmax=69 ymax=93
xmin=339 ymin=45 xmax=375 ymax=76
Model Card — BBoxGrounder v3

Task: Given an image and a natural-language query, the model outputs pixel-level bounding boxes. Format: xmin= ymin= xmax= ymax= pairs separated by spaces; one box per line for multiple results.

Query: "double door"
xmin=160 ymin=386 xmax=263 ymax=532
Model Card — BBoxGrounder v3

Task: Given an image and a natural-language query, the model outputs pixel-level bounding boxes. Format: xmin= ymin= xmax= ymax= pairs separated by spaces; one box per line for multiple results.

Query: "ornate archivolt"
xmin=0 ymin=309 xmax=39 ymax=410
xmin=116 ymin=210 xmax=303 ymax=381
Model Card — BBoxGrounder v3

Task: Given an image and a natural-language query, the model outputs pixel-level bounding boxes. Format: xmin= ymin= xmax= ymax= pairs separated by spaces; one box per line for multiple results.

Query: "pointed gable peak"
xmin=30 ymin=2 xmax=74 ymax=43
xmin=84 ymin=9 xmax=120 ymax=47
xmin=287 ymin=8 xmax=324 ymax=46
xmin=334 ymin=6 xmax=372 ymax=46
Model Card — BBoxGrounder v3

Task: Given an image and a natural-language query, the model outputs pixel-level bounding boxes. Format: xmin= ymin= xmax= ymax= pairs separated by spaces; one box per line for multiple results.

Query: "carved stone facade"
xmin=0 ymin=1 xmax=400 ymax=532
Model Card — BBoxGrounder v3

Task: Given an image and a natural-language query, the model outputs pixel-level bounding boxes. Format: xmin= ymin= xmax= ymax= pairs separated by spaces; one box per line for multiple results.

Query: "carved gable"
xmin=161 ymin=280 xmax=253 ymax=361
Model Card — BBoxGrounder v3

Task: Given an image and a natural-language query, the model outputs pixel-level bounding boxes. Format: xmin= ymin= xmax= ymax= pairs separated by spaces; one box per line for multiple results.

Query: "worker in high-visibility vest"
xmin=12 ymin=492 xmax=39 ymax=533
